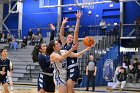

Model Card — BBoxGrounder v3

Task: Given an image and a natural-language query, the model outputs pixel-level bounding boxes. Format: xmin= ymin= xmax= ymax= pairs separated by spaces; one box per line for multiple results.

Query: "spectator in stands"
xmin=136 ymin=63 xmax=140 ymax=82
xmin=122 ymin=55 xmax=130 ymax=68
xmin=100 ymin=19 xmax=107 ymax=35
xmin=7 ymin=33 xmax=12 ymax=44
xmin=0 ymin=31 xmax=2 ymax=42
xmin=36 ymin=28 xmax=41 ymax=36
xmin=10 ymin=39 xmax=18 ymax=51
xmin=110 ymin=67 xmax=127 ymax=92
xmin=132 ymin=58 xmax=139 ymax=83
xmin=122 ymin=55 xmax=130 ymax=72
xmin=1 ymin=33 xmax=5 ymax=43
xmin=30 ymin=34 xmax=35 ymax=46
xmin=21 ymin=36 xmax=27 ymax=49
xmin=85 ymin=54 xmax=97 ymax=91
xmin=112 ymin=23 xmax=119 ymax=35
xmin=28 ymin=29 xmax=33 ymax=40
xmin=37 ymin=33 xmax=43 ymax=44
xmin=127 ymin=65 xmax=135 ymax=83
xmin=113 ymin=65 xmax=121 ymax=82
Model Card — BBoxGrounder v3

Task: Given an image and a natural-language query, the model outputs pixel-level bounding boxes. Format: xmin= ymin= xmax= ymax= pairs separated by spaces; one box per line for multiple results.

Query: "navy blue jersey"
xmin=63 ymin=43 xmax=79 ymax=81
xmin=63 ymin=43 xmax=77 ymax=66
xmin=38 ymin=54 xmax=53 ymax=73
xmin=0 ymin=58 xmax=10 ymax=77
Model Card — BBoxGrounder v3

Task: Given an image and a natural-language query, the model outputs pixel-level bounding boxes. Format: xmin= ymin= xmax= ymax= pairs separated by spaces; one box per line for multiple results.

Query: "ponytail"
xmin=31 ymin=45 xmax=39 ymax=63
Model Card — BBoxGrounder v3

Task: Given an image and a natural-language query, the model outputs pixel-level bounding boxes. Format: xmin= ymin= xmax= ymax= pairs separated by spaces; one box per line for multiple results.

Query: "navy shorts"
xmin=37 ymin=73 xmax=55 ymax=92
xmin=67 ymin=66 xmax=79 ymax=81
xmin=0 ymin=75 xmax=8 ymax=85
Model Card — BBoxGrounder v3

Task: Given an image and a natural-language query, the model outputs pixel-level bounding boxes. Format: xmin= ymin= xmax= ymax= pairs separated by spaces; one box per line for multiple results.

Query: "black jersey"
xmin=0 ymin=58 xmax=10 ymax=77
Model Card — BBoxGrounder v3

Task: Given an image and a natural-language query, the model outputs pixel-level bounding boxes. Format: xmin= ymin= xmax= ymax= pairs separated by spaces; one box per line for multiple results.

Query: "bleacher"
xmin=8 ymin=45 xmax=40 ymax=85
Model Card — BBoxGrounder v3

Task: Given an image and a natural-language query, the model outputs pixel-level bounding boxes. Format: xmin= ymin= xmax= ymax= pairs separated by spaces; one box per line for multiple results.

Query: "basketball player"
xmin=36 ymin=24 xmax=55 ymax=93
xmin=46 ymin=40 xmax=93 ymax=93
xmin=59 ymin=10 xmax=82 ymax=93
xmin=37 ymin=43 xmax=55 ymax=93
xmin=0 ymin=48 xmax=13 ymax=93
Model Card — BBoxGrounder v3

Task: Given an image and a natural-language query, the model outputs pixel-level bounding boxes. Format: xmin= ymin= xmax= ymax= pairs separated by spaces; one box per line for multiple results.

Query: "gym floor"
xmin=0 ymin=85 xmax=140 ymax=93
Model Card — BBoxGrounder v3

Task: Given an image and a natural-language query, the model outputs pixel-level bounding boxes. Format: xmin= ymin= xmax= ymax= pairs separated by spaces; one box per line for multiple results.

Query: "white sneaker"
xmin=10 ymin=86 xmax=13 ymax=91
xmin=0 ymin=86 xmax=2 ymax=90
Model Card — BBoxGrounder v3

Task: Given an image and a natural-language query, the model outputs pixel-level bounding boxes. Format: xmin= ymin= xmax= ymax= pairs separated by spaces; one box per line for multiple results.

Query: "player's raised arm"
xmin=59 ymin=17 xmax=68 ymax=46
xmin=73 ymin=10 xmax=82 ymax=44
xmin=69 ymin=44 xmax=93 ymax=58
xmin=49 ymin=24 xmax=55 ymax=41
xmin=50 ymin=43 xmax=79 ymax=63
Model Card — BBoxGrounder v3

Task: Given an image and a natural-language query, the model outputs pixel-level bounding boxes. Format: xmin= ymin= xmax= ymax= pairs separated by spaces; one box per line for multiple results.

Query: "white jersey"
xmin=52 ymin=50 xmax=67 ymax=88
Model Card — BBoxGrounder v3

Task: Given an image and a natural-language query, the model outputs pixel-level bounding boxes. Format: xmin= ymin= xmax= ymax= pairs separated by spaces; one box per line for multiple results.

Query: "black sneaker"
xmin=85 ymin=89 xmax=88 ymax=91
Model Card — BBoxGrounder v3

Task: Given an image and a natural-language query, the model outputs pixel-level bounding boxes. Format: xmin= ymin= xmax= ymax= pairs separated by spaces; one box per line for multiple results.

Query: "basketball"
xmin=83 ymin=36 xmax=94 ymax=47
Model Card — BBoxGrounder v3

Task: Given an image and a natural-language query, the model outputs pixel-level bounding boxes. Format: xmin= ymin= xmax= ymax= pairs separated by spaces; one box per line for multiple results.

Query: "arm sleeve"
xmin=50 ymin=30 xmax=55 ymax=41
xmin=117 ymin=73 xmax=120 ymax=81
xmin=124 ymin=73 xmax=127 ymax=81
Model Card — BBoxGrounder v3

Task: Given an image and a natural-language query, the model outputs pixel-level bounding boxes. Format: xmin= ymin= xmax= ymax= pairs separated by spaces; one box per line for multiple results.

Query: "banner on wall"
xmin=103 ymin=59 xmax=114 ymax=81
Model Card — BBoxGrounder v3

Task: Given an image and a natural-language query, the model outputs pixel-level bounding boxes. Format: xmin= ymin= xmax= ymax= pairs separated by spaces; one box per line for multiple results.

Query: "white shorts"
xmin=54 ymin=75 xmax=66 ymax=88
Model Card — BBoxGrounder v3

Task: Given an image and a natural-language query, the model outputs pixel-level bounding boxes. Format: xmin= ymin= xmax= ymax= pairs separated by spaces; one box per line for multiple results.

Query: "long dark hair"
xmin=31 ymin=42 xmax=44 ymax=62
xmin=46 ymin=40 xmax=56 ymax=55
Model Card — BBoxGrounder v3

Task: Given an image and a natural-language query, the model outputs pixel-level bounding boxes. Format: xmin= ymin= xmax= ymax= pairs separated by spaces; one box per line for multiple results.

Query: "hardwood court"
xmin=0 ymin=85 xmax=140 ymax=93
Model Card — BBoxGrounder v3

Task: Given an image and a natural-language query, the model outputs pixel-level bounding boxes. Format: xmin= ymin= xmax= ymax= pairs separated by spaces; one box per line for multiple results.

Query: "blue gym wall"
xmin=124 ymin=2 xmax=140 ymax=24
xmin=62 ymin=0 xmax=120 ymax=26
xmin=22 ymin=0 xmax=58 ymax=37
xmin=3 ymin=1 xmax=140 ymax=38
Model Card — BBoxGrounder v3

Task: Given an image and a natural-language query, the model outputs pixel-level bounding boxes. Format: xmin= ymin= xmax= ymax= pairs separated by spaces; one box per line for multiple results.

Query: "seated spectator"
xmin=4 ymin=32 xmax=8 ymax=43
xmin=136 ymin=63 xmax=140 ymax=83
xmin=37 ymin=33 xmax=43 ymax=44
xmin=30 ymin=34 xmax=35 ymax=46
xmin=1 ymin=33 xmax=5 ymax=43
xmin=127 ymin=65 xmax=135 ymax=83
xmin=21 ymin=36 xmax=27 ymax=48
xmin=122 ymin=55 xmax=130 ymax=70
xmin=113 ymin=65 xmax=121 ymax=82
xmin=28 ymin=29 xmax=33 ymax=40
xmin=7 ymin=33 xmax=12 ymax=43
xmin=10 ymin=39 xmax=18 ymax=51
xmin=0 ymin=31 xmax=2 ymax=42
xmin=110 ymin=67 xmax=127 ymax=92
xmin=132 ymin=58 xmax=139 ymax=83
xmin=36 ymin=28 xmax=41 ymax=36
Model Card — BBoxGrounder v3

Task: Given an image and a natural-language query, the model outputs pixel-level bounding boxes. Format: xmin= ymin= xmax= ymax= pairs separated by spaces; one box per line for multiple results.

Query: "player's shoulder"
xmin=60 ymin=50 xmax=67 ymax=54
xmin=6 ymin=58 xmax=10 ymax=61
